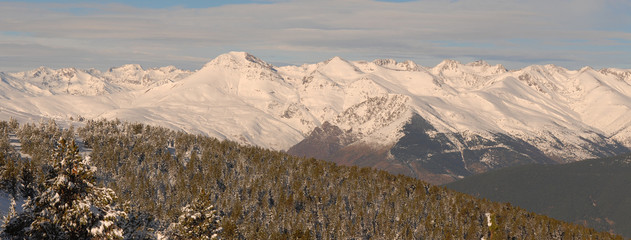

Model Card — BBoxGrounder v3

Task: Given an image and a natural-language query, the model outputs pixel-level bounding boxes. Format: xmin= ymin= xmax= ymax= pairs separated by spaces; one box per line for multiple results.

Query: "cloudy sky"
xmin=1 ymin=0 xmax=630 ymax=72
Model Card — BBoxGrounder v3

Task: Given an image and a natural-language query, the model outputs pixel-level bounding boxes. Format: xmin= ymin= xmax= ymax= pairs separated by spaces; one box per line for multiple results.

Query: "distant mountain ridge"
xmin=2 ymin=52 xmax=631 ymax=183
xmin=0 ymin=64 xmax=192 ymax=97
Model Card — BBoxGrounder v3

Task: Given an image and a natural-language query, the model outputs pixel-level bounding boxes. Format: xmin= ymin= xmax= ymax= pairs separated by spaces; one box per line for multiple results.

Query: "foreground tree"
xmin=168 ymin=191 xmax=222 ymax=240
xmin=3 ymin=137 xmax=125 ymax=239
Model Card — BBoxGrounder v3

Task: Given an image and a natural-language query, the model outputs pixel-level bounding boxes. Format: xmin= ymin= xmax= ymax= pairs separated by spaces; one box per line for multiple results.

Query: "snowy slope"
xmin=2 ymin=52 xmax=631 ymax=177
xmin=124 ymin=52 xmax=313 ymax=149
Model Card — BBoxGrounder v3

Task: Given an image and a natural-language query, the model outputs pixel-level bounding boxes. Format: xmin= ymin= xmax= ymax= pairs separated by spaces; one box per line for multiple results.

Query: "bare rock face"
xmin=290 ymin=113 xmax=629 ymax=185
xmin=288 ymin=122 xmax=354 ymax=161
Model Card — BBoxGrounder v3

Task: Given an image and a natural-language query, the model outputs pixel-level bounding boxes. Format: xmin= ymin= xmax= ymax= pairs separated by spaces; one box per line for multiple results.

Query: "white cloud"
xmin=0 ymin=0 xmax=629 ymax=71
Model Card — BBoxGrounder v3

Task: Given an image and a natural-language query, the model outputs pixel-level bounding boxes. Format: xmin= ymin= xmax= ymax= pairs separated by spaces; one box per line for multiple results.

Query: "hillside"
xmin=0 ymin=119 xmax=622 ymax=239
xmin=3 ymin=52 xmax=631 ymax=184
xmin=445 ymin=154 xmax=631 ymax=237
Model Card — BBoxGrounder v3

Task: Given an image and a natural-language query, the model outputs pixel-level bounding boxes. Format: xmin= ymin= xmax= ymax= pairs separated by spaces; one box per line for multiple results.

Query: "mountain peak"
xmin=205 ymin=51 xmax=272 ymax=70
xmin=221 ymin=51 xmax=260 ymax=62
xmin=372 ymin=58 xmax=397 ymax=66
xmin=372 ymin=59 xmax=420 ymax=71
xmin=323 ymin=56 xmax=350 ymax=65
xmin=400 ymin=60 xmax=421 ymax=71
xmin=17 ymin=66 xmax=55 ymax=79
xmin=468 ymin=61 xmax=507 ymax=74
xmin=466 ymin=60 xmax=489 ymax=67
xmin=435 ymin=59 xmax=463 ymax=71
xmin=316 ymin=56 xmax=363 ymax=80
xmin=580 ymin=66 xmax=594 ymax=73
xmin=109 ymin=64 xmax=143 ymax=72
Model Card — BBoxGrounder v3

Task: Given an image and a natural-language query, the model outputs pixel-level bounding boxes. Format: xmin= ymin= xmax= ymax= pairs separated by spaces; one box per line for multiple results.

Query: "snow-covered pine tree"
xmin=120 ymin=206 xmax=159 ymax=240
xmin=1 ymin=197 xmax=23 ymax=237
xmin=2 ymin=198 xmax=17 ymax=226
xmin=168 ymin=191 xmax=222 ymax=240
xmin=19 ymin=160 xmax=37 ymax=200
xmin=3 ymin=137 xmax=126 ymax=239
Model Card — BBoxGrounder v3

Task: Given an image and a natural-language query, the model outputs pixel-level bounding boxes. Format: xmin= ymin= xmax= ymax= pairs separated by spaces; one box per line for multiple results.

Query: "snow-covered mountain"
xmin=0 ymin=65 xmax=192 ymax=98
xmin=2 ymin=52 xmax=631 ymax=184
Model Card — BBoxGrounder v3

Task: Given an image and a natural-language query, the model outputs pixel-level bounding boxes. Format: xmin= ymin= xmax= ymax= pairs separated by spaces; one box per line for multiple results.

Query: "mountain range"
xmin=2 ymin=52 xmax=631 ymax=184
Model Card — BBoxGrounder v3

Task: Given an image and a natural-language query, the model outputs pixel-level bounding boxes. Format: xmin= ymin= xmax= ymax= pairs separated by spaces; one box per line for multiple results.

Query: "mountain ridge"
xmin=2 ymin=51 xmax=631 ymax=183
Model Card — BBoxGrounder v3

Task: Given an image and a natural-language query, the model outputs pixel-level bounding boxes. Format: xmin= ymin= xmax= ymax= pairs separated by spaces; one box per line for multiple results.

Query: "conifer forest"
xmin=0 ymin=118 xmax=623 ymax=239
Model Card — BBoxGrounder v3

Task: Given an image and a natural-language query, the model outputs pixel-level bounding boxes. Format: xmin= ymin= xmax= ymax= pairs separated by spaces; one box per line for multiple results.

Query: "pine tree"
xmin=120 ymin=208 xmax=159 ymax=240
xmin=2 ymin=198 xmax=17 ymax=227
xmin=168 ymin=191 xmax=222 ymax=240
xmin=0 ymin=156 xmax=20 ymax=198
xmin=3 ymin=137 xmax=126 ymax=239
xmin=1 ymin=197 xmax=25 ymax=238
xmin=19 ymin=160 xmax=37 ymax=200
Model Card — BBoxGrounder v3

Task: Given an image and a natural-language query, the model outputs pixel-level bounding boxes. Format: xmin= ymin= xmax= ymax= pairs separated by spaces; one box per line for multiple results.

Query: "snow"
xmin=1 ymin=52 xmax=631 ymax=161
xmin=0 ymin=191 xmax=24 ymax=219
xmin=0 ymin=64 xmax=191 ymax=98
xmin=485 ymin=212 xmax=492 ymax=227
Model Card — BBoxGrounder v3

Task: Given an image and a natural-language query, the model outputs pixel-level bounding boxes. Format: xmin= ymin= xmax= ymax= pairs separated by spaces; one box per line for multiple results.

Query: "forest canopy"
xmin=0 ymin=118 xmax=622 ymax=239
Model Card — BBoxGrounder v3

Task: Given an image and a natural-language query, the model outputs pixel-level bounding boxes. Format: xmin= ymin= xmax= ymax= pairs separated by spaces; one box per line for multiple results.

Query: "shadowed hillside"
xmin=446 ymin=155 xmax=631 ymax=237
